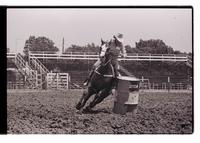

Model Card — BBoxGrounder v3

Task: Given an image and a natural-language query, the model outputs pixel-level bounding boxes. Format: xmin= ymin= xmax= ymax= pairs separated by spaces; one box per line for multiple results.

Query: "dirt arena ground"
xmin=7 ymin=90 xmax=193 ymax=134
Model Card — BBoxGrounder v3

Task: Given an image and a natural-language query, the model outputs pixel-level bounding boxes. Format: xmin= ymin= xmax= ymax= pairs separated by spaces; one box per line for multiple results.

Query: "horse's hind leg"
xmin=76 ymin=87 xmax=95 ymax=110
xmin=87 ymin=88 xmax=112 ymax=109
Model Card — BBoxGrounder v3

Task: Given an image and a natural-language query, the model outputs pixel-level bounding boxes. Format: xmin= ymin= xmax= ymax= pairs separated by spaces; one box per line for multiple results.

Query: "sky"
xmin=7 ymin=8 xmax=192 ymax=53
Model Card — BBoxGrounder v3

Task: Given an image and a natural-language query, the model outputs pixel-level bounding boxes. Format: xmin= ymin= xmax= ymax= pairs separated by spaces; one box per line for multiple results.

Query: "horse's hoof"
xmin=85 ymin=106 xmax=92 ymax=112
xmin=76 ymin=109 xmax=83 ymax=114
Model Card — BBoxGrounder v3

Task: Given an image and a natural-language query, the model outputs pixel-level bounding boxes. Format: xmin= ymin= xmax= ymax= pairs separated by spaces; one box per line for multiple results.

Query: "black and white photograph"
xmin=6 ymin=7 xmax=193 ymax=134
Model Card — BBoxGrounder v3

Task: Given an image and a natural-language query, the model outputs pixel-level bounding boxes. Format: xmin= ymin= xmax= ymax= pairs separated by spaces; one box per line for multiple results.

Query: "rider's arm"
xmin=119 ymin=44 xmax=127 ymax=57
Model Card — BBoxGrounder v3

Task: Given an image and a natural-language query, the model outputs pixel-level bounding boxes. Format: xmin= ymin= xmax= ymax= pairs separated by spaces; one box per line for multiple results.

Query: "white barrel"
xmin=113 ymin=76 xmax=140 ymax=115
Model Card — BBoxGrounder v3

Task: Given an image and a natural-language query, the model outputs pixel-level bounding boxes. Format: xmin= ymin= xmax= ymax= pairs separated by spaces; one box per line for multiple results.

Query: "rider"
xmin=83 ymin=33 xmax=127 ymax=86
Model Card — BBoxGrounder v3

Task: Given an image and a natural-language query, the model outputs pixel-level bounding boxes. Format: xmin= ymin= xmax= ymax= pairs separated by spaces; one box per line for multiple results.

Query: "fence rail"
xmin=7 ymin=52 xmax=188 ymax=62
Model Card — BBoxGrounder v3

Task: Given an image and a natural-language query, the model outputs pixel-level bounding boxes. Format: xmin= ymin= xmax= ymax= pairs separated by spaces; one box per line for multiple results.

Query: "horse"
xmin=76 ymin=39 xmax=116 ymax=112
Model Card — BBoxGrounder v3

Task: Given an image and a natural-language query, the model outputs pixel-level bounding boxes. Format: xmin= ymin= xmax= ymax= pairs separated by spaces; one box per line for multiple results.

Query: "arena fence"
xmin=7 ymin=81 xmax=25 ymax=89
xmin=47 ymin=72 xmax=69 ymax=90
xmin=140 ymin=82 xmax=191 ymax=90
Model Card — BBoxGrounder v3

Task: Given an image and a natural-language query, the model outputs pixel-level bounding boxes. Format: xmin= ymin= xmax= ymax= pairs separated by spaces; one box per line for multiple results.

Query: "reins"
xmin=94 ymin=59 xmax=114 ymax=78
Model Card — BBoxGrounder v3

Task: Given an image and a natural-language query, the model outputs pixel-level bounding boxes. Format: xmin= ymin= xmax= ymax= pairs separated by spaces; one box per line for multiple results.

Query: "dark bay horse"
xmin=76 ymin=39 xmax=115 ymax=111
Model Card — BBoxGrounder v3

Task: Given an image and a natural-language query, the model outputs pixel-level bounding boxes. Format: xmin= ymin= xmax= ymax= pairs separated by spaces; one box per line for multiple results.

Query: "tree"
xmin=65 ymin=43 xmax=100 ymax=53
xmin=174 ymin=50 xmax=182 ymax=54
xmin=135 ymin=39 xmax=175 ymax=54
xmin=124 ymin=45 xmax=142 ymax=53
xmin=124 ymin=45 xmax=132 ymax=53
xmin=24 ymin=36 xmax=59 ymax=53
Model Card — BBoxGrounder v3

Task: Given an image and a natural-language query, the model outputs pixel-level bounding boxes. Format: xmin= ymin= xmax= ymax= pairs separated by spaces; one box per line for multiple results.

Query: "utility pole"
xmin=62 ymin=37 xmax=64 ymax=54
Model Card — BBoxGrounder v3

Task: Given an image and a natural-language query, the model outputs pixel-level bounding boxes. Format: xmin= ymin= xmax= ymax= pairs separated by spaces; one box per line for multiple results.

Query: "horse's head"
xmin=99 ymin=39 xmax=110 ymax=64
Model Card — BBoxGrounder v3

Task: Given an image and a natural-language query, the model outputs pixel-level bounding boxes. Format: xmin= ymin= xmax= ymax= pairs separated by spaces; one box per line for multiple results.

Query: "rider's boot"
xmin=83 ymin=69 xmax=95 ymax=86
xmin=111 ymin=67 xmax=120 ymax=95
xmin=114 ymin=68 xmax=120 ymax=78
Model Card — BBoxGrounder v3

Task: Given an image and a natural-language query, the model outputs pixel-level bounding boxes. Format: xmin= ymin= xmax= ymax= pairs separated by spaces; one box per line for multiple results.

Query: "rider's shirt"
xmin=108 ymin=39 xmax=126 ymax=60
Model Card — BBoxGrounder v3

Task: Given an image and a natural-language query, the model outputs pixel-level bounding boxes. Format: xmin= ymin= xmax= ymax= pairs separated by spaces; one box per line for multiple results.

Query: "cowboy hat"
xmin=114 ymin=33 xmax=124 ymax=43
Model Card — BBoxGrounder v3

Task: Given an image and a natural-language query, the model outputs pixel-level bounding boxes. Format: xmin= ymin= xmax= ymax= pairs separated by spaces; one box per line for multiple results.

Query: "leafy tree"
xmin=125 ymin=45 xmax=143 ymax=53
xmin=135 ymin=39 xmax=175 ymax=54
xmin=65 ymin=43 xmax=100 ymax=53
xmin=124 ymin=45 xmax=134 ymax=53
xmin=64 ymin=38 xmax=185 ymax=55
xmin=24 ymin=36 xmax=59 ymax=53
xmin=174 ymin=50 xmax=182 ymax=54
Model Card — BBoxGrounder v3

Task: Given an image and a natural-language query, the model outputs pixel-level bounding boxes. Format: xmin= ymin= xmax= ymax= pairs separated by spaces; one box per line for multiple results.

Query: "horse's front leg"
xmin=76 ymin=87 xmax=95 ymax=110
xmin=86 ymin=88 xmax=112 ymax=110
xmin=76 ymin=90 xmax=87 ymax=110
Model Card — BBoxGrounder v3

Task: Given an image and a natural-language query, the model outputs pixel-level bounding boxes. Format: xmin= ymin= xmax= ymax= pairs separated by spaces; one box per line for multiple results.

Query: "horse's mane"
xmin=96 ymin=41 xmax=114 ymax=76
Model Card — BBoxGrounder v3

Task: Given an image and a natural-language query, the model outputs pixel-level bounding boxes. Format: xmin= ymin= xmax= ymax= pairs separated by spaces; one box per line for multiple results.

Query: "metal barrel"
xmin=113 ymin=76 xmax=140 ymax=115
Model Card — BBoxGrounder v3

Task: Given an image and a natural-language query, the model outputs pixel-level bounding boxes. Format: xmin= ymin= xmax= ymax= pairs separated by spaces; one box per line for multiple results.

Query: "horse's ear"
xmin=101 ymin=38 xmax=105 ymax=44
